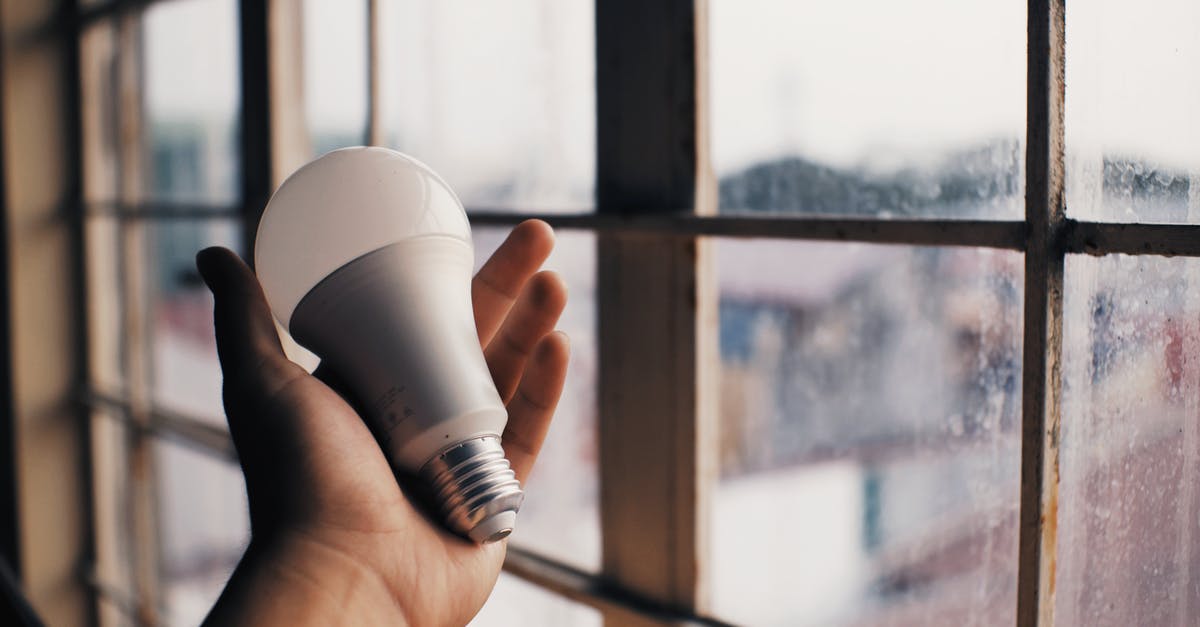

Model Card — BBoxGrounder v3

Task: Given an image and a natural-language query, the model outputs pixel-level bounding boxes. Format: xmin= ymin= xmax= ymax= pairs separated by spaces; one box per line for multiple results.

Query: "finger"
xmin=485 ymin=271 xmax=567 ymax=402
xmin=472 ymin=220 xmax=555 ymax=346
xmin=196 ymin=247 xmax=302 ymax=401
xmin=502 ymin=331 xmax=569 ymax=483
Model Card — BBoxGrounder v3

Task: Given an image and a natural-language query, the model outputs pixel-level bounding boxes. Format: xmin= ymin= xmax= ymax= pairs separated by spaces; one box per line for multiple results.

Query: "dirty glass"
xmin=470 ymin=573 xmax=601 ymax=626
xmin=1065 ymin=0 xmax=1200 ymax=223
xmin=80 ymin=19 xmax=121 ymax=205
xmin=472 ymin=228 xmax=600 ymax=571
xmin=709 ymin=0 xmax=1025 ymax=218
xmin=1057 ymin=254 xmax=1200 ymax=624
xmin=145 ymin=221 xmax=242 ymax=425
xmin=143 ymin=0 xmax=240 ymax=207
xmin=379 ymin=0 xmax=595 ymax=212
xmin=90 ymin=405 xmax=136 ymax=627
xmin=303 ymin=0 xmax=368 ymax=156
xmin=157 ymin=440 xmax=249 ymax=626
xmin=710 ymin=239 xmax=1023 ymax=626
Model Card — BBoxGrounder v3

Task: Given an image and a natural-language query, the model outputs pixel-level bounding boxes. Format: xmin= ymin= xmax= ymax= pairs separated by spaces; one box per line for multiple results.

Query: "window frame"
xmin=63 ymin=0 xmax=1192 ymax=625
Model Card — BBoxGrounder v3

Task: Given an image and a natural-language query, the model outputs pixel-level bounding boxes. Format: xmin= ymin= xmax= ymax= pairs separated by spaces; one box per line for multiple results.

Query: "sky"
xmin=709 ymin=0 xmax=1027 ymax=173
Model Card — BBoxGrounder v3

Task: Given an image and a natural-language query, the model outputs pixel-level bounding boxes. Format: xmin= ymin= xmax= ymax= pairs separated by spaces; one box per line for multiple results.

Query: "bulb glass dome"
xmin=255 ymin=146 xmax=471 ymax=327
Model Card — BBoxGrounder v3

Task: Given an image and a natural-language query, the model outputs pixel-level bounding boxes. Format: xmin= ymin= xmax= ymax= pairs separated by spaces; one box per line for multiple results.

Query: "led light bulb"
xmin=254 ymin=147 xmax=521 ymax=543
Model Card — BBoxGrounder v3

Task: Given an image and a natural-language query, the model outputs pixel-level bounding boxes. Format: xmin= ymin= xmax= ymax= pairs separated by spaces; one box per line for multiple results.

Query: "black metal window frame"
xmin=67 ymin=0 xmax=1197 ymax=625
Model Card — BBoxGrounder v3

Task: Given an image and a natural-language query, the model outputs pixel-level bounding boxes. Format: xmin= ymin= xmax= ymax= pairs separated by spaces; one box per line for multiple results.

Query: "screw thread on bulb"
xmin=421 ymin=435 xmax=524 ymax=543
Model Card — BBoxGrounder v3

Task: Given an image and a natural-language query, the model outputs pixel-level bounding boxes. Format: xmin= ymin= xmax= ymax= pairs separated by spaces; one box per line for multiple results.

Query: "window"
xmin=55 ymin=0 xmax=1199 ymax=625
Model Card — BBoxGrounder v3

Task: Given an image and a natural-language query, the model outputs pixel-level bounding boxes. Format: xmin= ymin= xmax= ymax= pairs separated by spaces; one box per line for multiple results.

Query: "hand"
xmin=197 ymin=220 xmax=569 ymax=627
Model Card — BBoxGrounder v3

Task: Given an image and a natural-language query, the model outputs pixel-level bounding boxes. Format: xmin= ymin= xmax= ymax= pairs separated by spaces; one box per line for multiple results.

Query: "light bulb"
xmin=254 ymin=146 xmax=522 ymax=543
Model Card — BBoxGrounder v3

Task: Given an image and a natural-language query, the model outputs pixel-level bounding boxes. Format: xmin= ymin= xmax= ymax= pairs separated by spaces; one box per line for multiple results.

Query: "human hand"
xmin=197 ymin=220 xmax=569 ymax=627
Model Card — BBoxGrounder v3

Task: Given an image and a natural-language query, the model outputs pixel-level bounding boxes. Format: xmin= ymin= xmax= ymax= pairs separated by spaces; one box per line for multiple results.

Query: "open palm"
xmin=198 ymin=220 xmax=568 ymax=627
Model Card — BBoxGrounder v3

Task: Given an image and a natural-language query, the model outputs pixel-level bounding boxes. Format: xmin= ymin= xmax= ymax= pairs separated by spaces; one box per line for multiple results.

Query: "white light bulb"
xmin=254 ymin=147 xmax=521 ymax=543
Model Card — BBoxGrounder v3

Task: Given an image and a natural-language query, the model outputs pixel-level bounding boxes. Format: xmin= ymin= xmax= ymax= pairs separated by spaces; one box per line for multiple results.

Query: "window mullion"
xmin=1016 ymin=1 xmax=1066 ymax=625
xmin=468 ymin=212 xmax=1028 ymax=249
xmin=365 ymin=0 xmax=383 ymax=147
xmin=595 ymin=0 xmax=715 ymax=623
xmin=1065 ymin=220 xmax=1200 ymax=257
xmin=238 ymin=0 xmax=274 ymax=248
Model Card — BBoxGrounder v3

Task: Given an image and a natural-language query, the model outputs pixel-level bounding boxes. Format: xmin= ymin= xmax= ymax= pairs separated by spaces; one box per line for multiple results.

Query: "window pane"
xmin=157 ymin=439 xmax=248 ymax=626
xmin=1066 ymin=1 xmax=1200 ymax=223
xmin=711 ymin=240 xmax=1022 ymax=625
xmin=143 ymin=0 xmax=240 ymax=207
xmin=472 ymin=228 xmax=599 ymax=570
xmin=470 ymin=573 xmax=601 ymax=626
xmin=146 ymin=221 xmax=242 ymax=424
xmin=81 ymin=19 xmax=120 ymax=205
xmin=1058 ymin=255 xmax=1200 ymax=623
xmin=380 ymin=1 xmax=595 ymax=212
xmin=304 ymin=0 xmax=368 ymax=155
xmin=85 ymin=215 xmax=125 ymax=392
xmin=91 ymin=408 xmax=136 ymax=627
xmin=710 ymin=1 xmax=1025 ymax=219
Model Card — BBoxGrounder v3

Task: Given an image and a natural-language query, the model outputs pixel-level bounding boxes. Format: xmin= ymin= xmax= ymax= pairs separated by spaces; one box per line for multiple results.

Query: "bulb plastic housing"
xmin=254 ymin=147 xmax=522 ymax=543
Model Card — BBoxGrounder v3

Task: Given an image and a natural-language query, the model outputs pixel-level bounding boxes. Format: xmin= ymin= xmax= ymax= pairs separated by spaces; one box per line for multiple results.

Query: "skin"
xmin=196 ymin=220 xmax=569 ymax=627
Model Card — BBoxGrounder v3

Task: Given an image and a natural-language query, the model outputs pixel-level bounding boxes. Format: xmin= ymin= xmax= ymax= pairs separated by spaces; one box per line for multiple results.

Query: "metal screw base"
xmin=421 ymin=435 xmax=524 ymax=543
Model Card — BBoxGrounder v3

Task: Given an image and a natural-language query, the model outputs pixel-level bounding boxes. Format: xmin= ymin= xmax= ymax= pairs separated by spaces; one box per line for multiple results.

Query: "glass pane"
xmin=157 ymin=439 xmax=249 ymax=626
xmin=710 ymin=0 xmax=1025 ymax=218
xmin=143 ymin=0 xmax=240 ymax=207
xmin=81 ymin=19 xmax=120 ymax=204
xmin=304 ymin=0 xmax=368 ymax=155
xmin=85 ymin=215 xmax=126 ymax=392
xmin=91 ymin=408 xmax=136 ymax=627
xmin=472 ymin=227 xmax=599 ymax=570
xmin=470 ymin=573 xmax=602 ymax=626
xmin=711 ymin=240 xmax=1023 ymax=625
xmin=380 ymin=1 xmax=594 ymax=212
xmin=1058 ymin=255 xmax=1200 ymax=623
xmin=146 ymin=221 xmax=242 ymax=424
xmin=1066 ymin=1 xmax=1200 ymax=223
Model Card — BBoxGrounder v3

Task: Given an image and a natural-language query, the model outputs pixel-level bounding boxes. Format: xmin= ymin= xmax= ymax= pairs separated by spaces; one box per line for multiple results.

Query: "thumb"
xmin=197 ymin=247 xmax=315 ymax=532
xmin=195 ymin=246 xmax=303 ymax=429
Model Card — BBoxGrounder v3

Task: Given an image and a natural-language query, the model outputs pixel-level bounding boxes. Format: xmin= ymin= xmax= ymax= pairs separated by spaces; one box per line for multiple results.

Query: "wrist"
xmin=204 ymin=529 xmax=408 ymax=627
